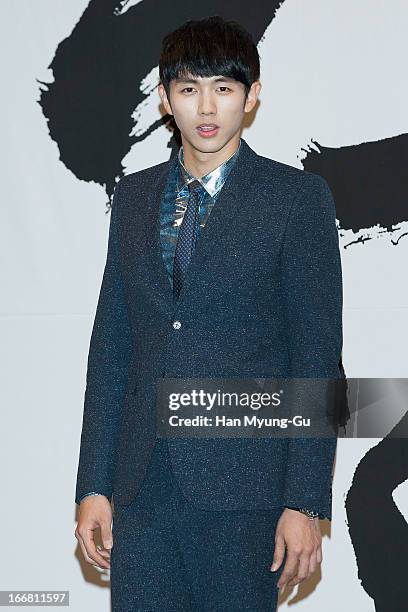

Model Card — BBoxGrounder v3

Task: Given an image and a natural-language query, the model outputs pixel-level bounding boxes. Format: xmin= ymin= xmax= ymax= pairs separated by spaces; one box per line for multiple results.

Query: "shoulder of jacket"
xmin=257 ymin=155 xmax=322 ymax=182
xmin=116 ymin=158 xmax=171 ymax=189
xmin=254 ymin=153 xmax=324 ymax=187
xmin=115 ymin=159 xmax=174 ymax=197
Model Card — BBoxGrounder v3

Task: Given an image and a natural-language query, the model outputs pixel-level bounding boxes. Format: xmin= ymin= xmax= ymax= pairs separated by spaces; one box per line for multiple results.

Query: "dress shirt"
xmin=160 ymin=138 xmax=242 ymax=289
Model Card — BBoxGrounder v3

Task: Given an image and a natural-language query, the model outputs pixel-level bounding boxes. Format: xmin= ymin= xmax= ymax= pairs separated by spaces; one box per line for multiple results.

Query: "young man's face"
xmin=158 ymin=74 xmax=261 ymax=154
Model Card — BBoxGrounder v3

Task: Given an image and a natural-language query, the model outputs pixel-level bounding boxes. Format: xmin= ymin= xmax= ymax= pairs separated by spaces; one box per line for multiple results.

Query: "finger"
xmin=277 ymin=551 xmax=299 ymax=591
xmin=270 ymin=535 xmax=286 ymax=571
xmin=316 ymin=543 xmax=323 ymax=564
xmin=81 ymin=529 xmax=111 ymax=569
xmin=287 ymin=552 xmax=311 ymax=587
xmin=307 ymin=550 xmax=318 ymax=577
xmin=96 ymin=544 xmax=111 ymax=559
xmin=77 ymin=535 xmax=98 ymax=566
xmin=100 ymin=520 xmax=113 ymax=551
xmin=77 ymin=533 xmax=110 ymax=569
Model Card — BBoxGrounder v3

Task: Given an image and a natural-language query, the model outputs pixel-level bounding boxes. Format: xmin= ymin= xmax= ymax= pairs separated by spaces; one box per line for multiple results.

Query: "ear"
xmin=158 ymin=83 xmax=173 ymax=116
xmin=244 ymin=80 xmax=262 ymax=113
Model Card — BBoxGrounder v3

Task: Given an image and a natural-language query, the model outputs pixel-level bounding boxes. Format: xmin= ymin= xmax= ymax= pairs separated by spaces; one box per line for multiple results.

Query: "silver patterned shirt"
xmin=159 ymin=138 xmax=242 ymax=289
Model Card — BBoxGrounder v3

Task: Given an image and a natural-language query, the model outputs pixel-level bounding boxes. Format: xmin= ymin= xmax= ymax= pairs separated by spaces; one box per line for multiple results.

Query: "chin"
xmin=186 ymin=135 xmax=220 ymax=151
xmin=194 ymin=134 xmax=232 ymax=152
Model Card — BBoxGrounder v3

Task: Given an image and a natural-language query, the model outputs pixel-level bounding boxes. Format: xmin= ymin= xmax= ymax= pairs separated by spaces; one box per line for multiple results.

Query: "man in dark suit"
xmin=74 ymin=15 xmax=343 ymax=611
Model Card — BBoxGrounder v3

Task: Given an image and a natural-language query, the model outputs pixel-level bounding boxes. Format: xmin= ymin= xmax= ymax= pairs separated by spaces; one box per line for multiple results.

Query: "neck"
xmin=181 ymin=133 xmax=241 ymax=178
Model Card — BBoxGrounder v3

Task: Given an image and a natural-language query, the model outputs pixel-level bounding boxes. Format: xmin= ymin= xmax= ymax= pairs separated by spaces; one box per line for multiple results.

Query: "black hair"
xmin=159 ymin=15 xmax=260 ymax=104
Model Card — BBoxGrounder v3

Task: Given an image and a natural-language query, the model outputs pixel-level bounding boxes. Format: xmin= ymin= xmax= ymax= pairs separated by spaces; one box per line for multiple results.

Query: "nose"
xmin=198 ymin=91 xmax=216 ymax=116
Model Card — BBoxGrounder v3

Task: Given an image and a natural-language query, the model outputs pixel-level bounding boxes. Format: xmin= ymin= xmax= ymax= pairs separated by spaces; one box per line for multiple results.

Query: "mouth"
xmin=196 ymin=124 xmax=219 ymax=138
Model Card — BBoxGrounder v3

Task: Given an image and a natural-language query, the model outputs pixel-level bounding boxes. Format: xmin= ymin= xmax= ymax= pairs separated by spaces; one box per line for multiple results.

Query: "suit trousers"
xmin=110 ymin=438 xmax=286 ymax=611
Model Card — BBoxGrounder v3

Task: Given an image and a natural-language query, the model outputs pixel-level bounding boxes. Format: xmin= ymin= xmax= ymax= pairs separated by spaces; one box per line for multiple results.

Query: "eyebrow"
xmin=174 ymin=77 xmax=235 ymax=84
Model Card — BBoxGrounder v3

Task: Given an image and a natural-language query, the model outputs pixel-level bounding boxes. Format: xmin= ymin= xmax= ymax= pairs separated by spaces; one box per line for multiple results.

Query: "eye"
xmin=217 ymin=87 xmax=232 ymax=92
xmin=180 ymin=87 xmax=195 ymax=93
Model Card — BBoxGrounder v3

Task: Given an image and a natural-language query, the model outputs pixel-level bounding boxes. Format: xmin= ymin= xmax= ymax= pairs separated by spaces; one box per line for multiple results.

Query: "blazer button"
xmin=172 ymin=320 xmax=182 ymax=329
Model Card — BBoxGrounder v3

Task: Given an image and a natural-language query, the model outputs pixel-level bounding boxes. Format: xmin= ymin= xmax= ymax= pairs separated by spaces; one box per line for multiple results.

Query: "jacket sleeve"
xmin=75 ymin=179 xmax=133 ymax=506
xmin=280 ymin=174 xmax=343 ymax=521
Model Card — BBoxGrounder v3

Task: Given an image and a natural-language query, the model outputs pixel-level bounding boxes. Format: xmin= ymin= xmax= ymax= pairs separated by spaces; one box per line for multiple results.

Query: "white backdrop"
xmin=1 ymin=1 xmax=407 ymax=610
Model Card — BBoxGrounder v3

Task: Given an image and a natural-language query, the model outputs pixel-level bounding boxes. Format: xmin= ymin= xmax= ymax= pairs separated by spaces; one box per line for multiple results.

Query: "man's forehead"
xmin=172 ymin=75 xmax=237 ymax=84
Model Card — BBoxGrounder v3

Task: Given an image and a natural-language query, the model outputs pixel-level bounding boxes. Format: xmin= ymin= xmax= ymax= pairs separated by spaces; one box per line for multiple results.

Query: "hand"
xmin=74 ymin=495 xmax=113 ymax=569
xmin=270 ymin=508 xmax=322 ymax=593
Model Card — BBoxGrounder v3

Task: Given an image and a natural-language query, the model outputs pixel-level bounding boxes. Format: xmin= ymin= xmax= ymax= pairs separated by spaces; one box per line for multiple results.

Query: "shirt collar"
xmin=177 ymin=138 xmax=242 ymax=198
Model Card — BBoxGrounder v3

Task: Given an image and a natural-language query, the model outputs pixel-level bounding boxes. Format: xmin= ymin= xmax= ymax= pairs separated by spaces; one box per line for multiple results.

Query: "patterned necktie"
xmin=173 ymin=179 xmax=203 ymax=301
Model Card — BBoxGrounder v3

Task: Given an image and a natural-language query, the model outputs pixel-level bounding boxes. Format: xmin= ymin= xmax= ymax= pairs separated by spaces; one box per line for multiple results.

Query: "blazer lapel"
xmin=144 ymin=155 xmax=178 ymax=306
xmin=143 ymin=138 xmax=259 ymax=309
